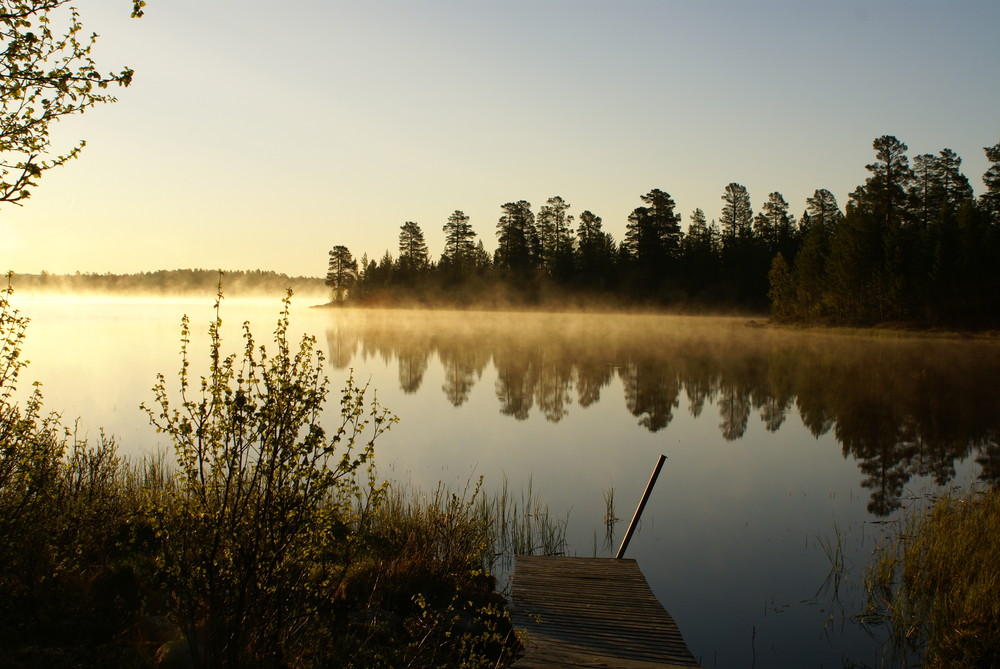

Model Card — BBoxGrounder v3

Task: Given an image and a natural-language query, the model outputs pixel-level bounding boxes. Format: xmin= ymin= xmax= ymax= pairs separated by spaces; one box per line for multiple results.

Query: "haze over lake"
xmin=17 ymin=296 xmax=999 ymax=668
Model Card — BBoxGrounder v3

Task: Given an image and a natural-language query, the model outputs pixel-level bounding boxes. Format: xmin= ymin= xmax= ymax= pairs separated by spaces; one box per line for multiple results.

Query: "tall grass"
xmin=0 ymin=441 xmax=536 ymax=667
xmin=816 ymin=520 xmax=847 ymax=602
xmin=337 ymin=476 xmax=566 ymax=668
xmin=861 ymin=487 xmax=1000 ymax=668
xmin=487 ymin=477 xmax=568 ymax=568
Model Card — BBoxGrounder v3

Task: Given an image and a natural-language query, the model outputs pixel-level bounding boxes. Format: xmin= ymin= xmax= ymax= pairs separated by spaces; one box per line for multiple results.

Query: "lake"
xmin=14 ymin=294 xmax=1000 ymax=668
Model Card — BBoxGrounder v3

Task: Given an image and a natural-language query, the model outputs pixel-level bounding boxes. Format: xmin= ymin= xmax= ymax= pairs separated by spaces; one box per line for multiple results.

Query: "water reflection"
xmin=323 ymin=311 xmax=1000 ymax=516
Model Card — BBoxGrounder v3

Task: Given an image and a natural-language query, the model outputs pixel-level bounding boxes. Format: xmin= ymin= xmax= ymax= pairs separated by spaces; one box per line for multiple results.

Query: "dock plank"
xmin=510 ymin=556 xmax=699 ymax=668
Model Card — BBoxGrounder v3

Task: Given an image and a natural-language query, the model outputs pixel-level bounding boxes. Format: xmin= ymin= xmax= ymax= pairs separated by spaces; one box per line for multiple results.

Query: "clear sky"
xmin=3 ymin=0 xmax=999 ymax=277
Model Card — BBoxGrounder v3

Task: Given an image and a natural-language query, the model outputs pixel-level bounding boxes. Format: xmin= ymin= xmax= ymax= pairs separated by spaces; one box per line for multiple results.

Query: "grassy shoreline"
xmin=0 ymin=438 xmax=569 ymax=668
xmin=862 ymin=487 xmax=1000 ymax=668
xmin=764 ymin=317 xmax=1000 ymax=341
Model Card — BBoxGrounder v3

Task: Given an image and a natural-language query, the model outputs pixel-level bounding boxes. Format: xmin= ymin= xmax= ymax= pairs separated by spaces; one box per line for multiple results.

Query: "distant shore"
xmin=7 ymin=269 xmax=327 ymax=300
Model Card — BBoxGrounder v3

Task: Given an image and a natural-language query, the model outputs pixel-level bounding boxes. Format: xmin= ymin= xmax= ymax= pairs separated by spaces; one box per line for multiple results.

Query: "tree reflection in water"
xmin=324 ymin=311 xmax=1000 ymax=516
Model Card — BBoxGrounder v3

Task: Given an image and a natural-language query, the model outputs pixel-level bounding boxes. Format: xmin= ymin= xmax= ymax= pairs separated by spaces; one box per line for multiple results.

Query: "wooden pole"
xmin=616 ymin=454 xmax=667 ymax=559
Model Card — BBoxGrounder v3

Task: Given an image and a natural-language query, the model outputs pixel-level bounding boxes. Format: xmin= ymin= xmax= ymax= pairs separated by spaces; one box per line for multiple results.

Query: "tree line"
xmin=15 ymin=268 xmax=326 ymax=297
xmin=327 ymin=135 xmax=1000 ymax=327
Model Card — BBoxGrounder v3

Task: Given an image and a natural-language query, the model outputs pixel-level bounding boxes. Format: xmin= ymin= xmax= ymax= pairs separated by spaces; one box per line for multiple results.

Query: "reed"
xmin=861 ymin=487 xmax=1000 ymax=668
xmin=602 ymin=486 xmax=619 ymax=550
xmin=816 ymin=520 xmax=847 ymax=601
xmin=485 ymin=477 xmax=568 ymax=577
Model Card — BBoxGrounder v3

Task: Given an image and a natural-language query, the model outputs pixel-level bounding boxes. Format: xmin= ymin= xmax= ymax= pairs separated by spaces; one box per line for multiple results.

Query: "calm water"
xmin=16 ymin=295 xmax=1000 ymax=668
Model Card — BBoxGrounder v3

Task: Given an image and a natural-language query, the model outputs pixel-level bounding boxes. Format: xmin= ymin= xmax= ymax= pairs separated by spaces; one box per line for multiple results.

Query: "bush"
xmin=142 ymin=289 xmax=395 ymax=667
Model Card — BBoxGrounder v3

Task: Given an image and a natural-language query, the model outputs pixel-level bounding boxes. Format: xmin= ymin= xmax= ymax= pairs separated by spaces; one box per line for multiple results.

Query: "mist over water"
xmin=14 ymin=297 xmax=999 ymax=668
xmin=324 ymin=308 xmax=999 ymax=514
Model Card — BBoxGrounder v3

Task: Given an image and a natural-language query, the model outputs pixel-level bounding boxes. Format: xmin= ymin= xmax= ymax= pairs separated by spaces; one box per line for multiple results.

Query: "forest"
xmin=13 ymin=268 xmax=325 ymax=297
xmin=328 ymin=135 xmax=1000 ymax=328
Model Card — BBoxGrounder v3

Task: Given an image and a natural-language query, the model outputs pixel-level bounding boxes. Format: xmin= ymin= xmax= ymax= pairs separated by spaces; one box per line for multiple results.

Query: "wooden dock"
xmin=510 ymin=556 xmax=700 ymax=668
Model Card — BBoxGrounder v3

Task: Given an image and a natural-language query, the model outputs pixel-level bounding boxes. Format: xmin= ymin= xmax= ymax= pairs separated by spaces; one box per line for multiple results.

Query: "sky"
xmin=3 ymin=0 xmax=999 ymax=278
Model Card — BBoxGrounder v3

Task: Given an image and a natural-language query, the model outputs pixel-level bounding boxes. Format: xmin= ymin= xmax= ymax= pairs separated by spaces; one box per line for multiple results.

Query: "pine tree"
xmin=536 ymin=196 xmax=574 ymax=278
xmin=791 ymin=190 xmax=841 ymax=319
xmin=495 ymin=201 xmax=539 ymax=274
xmin=576 ymin=210 xmax=615 ymax=289
xmin=621 ymin=189 xmax=683 ymax=297
xmin=622 ymin=207 xmax=647 ymax=260
xmin=641 ymin=188 xmax=683 ymax=258
xmin=910 ymin=149 xmax=975 ymax=318
xmin=325 ymin=245 xmax=357 ymax=303
xmin=687 ymin=207 xmax=708 ymax=238
xmin=908 ymin=151 xmax=971 ymax=228
xmin=857 ymin=135 xmax=913 ymax=228
xmin=980 ymin=140 xmax=1000 ymax=222
xmin=825 ymin=207 xmax=881 ymax=322
xmin=720 ymin=183 xmax=753 ymax=241
xmin=577 ymin=210 xmax=604 ymax=249
xmin=441 ymin=210 xmax=477 ymax=269
xmin=936 ymin=149 xmax=973 ymax=210
xmin=804 ymin=189 xmax=842 ymax=231
xmin=719 ymin=183 xmax=764 ymax=303
xmin=681 ymin=208 xmax=719 ymax=294
xmin=623 ymin=189 xmax=681 ymax=263
xmin=472 ymin=240 xmax=492 ymax=270
xmin=757 ymin=192 xmax=795 ymax=256
xmin=911 ymin=153 xmax=940 ymax=228
xmin=845 ymin=136 xmax=915 ymax=320
xmin=398 ymin=221 xmax=429 ymax=273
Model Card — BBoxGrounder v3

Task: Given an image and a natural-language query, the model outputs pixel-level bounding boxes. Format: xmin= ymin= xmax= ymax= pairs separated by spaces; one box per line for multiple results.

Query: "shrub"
xmin=142 ymin=288 xmax=395 ymax=667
